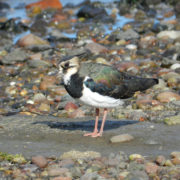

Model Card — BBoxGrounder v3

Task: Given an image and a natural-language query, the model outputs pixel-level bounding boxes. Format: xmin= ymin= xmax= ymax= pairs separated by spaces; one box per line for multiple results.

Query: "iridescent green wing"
xmin=79 ymin=62 xmax=122 ymax=88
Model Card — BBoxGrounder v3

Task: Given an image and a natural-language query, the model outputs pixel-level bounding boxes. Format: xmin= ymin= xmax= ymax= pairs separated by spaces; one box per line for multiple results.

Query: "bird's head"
xmin=58 ymin=56 xmax=80 ymax=83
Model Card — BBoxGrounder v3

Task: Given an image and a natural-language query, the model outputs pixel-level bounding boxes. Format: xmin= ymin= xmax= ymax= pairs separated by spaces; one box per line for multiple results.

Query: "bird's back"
xmin=78 ymin=62 xmax=158 ymax=99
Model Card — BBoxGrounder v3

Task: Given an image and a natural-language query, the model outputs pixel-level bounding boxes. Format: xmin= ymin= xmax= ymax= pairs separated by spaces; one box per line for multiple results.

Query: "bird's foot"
xmin=83 ymin=131 xmax=102 ymax=138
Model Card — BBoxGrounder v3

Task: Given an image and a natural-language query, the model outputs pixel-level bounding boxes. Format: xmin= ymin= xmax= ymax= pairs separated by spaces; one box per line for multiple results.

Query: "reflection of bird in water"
xmin=58 ymin=57 xmax=158 ymax=137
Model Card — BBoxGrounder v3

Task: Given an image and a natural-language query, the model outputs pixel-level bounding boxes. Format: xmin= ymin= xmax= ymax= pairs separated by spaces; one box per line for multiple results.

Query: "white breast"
xmin=79 ymin=81 xmax=124 ymax=108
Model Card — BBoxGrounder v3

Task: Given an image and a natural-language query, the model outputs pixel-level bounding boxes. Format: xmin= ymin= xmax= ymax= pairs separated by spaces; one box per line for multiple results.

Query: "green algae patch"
xmin=0 ymin=152 xmax=26 ymax=163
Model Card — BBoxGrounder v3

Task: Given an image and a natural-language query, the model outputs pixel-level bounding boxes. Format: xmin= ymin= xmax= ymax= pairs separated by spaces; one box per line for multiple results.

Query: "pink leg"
xmin=84 ymin=108 xmax=99 ymax=137
xmin=91 ymin=108 xmax=108 ymax=137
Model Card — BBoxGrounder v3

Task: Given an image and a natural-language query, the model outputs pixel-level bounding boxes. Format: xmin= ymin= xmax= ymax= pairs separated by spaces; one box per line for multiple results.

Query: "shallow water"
xmin=0 ymin=115 xmax=180 ymax=158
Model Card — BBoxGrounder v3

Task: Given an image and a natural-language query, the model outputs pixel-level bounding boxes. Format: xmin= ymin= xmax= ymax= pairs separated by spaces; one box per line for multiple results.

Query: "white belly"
xmin=79 ymin=84 xmax=124 ymax=108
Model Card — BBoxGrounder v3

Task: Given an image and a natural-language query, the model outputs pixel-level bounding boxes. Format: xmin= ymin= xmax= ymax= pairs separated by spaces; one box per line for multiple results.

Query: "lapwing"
xmin=58 ymin=57 xmax=158 ymax=137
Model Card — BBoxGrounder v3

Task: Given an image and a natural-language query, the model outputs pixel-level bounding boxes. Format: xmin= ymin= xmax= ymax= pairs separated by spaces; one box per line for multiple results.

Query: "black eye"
xmin=64 ymin=62 xmax=69 ymax=68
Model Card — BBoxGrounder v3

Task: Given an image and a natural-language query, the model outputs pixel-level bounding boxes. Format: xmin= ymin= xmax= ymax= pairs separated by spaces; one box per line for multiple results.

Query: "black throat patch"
xmin=64 ymin=73 xmax=84 ymax=98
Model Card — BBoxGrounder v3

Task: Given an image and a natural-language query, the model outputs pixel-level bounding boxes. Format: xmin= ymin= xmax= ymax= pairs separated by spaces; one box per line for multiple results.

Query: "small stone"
xmin=95 ymin=57 xmax=110 ymax=65
xmin=2 ymin=48 xmax=27 ymax=65
xmin=110 ymin=134 xmax=134 ymax=143
xmin=157 ymin=30 xmax=180 ymax=39
xmin=155 ymin=155 xmax=166 ymax=166
xmin=129 ymin=154 xmax=144 ymax=161
xmin=171 ymin=63 xmax=180 ymax=70
xmin=80 ymin=172 xmax=100 ymax=180
xmin=54 ymin=177 xmax=72 ymax=180
xmin=171 ymin=157 xmax=180 ymax=165
xmin=40 ymin=76 xmax=56 ymax=90
xmin=164 ymin=115 xmax=180 ymax=125
xmin=85 ymin=42 xmax=107 ymax=54
xmin=32 ymin=155 xmax=48 ymax=168
xmin=65 ymin=102 xmax=78 ymax=112
xmin=145 ymin=162 xmax=159 ymax=174
xmin=20 ymin=89 xmax=28 ymax=96
xmin=29 ymin=53 xmax=42 ymax=60
xmin=17 ymin=33 xmax=49 ymax=47
xmin=38 ymin=103 xmax=50 ymax=112
xmin=60 ymin=150 xmax=101 ymax=160
xmin=126 ymin=44 xmax=137 ymax=50
xmin=119 ymin=171 xmax=129 ymax=179
xmin=68 ymin=109 xmax=85 ymax=118
xmin=115 ymin=62 xmax=139 ymax=74
xmin=164 ymin=159 xmax=173 ymax=167
xmin=48 ymin=168 xmax=69 ymax=177
xmin=171 ymin=151 xmax=180 ymax=159
xmin=33 ymin=93 xmax=46 ymax=103
xmin=28 ymin=59 xmax=52 ymax=68
xmin=157 ymin=91 xmax=180 ymax=103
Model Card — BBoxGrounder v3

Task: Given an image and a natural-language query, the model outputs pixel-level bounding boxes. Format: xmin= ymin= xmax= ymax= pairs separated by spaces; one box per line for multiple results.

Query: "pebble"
xmin=129 ymin=154 xmax=144 ymax=161
xmin=110 ymin=134 xmax=134 ymax=143
xmin=170 ymin=63 xmax=180 ymax=70
xmin=17 ymin=33 xmax=49 ymax=47
xmin=48 ymin=168 xmax=69 ymax=177
xmin=28 ymin=59 xmax=52 ymax=68
xmin=85 ymin=42 xmax=107 ymax=54
xmin=156 ymin=91 xmax=180 ymax=103
xmin=38 ymin=103 xmax=51 ymax=112
xmin=33 ymin=93 xmax=46 ymax=103
xmin=157 ymin=30 xmax=180 ymax=39
xmin=64 ymin=102 xmax=78 ymax=112
xmin=60 ymin=150 xmax=101 ymax=160
xmin=164 ymin=115 xmax=180 ymax=125
xmin=32 ymin=155 xmax=48 ymax=168
xmin=155 ymin=155 xmax=166 ymax=166
xmin=145 ymin=162 xmax=159 ymax=174
xmin=2 ymin=48 xmax=27 ymax=64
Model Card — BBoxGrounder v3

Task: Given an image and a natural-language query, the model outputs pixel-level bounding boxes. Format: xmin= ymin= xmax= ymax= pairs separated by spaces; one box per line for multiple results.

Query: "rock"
xmin=40 ymin=76 xmax=56 ymax=91
xmin=164 ymin=115 xmax=180 ymax=125
xmin=2 ymin=48 xmax=27 ymax=65
xmin=26 ymin=0 xmax=62 ymax=10
xmin=145 ymin=162 xmax=159 ymax=174
xmin=33 ymin=93 xmax=46 ymax=103
xmin=80 ymin=172 xmax=100 ymax=180
xmin=171 ymin=63 xmax=180 ymax=70
xmin=155 ymin=155 xmax=166 ymax=166
xmin=60 ymin=150 xmax=101 ymax=160
xmin=17 ymin=33 xmax=49 ymax=47
xmin=157 ymin=30 xmax=180 ymax=39
xmin=156 ymin=91 xmax=180 ymax=103
xmin=115 ymin=29 xmax=140 ymax=40
xmin=170 ymin=152 xmax=180 ymax=166
xmin=28 ymin=59 xmax=52 ymax=68
xmin=126 ymin=44 xmax=137 ymax=50
xmin=171 ymin=151 xmax=180 ymax=159
xmin=85 ymin=42 xmax=107 ymax=54
xmin=38 ymin=103 xmax=50 ymax=112
xmin=171 ymin=157 xmax=180 ymax=165
xmin=65 ymin=102 xmax=78 ymax=112
xmin=129 ymin=154 xmax=144 ymax=161
xmin=53 ymin=177 xmax=72 ymax=180
xmin=77 ymin=5 xmax=107 ymax=19
xmin=110 ymin=134 xmax=134 ymax=143
xmin=164 ymin=159 xmax=173 ymax=167
xmin=48 ymin=167 xmax=69 ymax=177
xmin=29 ymin=53 xmax=42 ymax=60
xmin=32 ymin=155 xmax=48 ymax=168
xmin=68 ymin=109 xmax=85 ymax=118
xmin=115 ymin=61 xmax=139 ymax=74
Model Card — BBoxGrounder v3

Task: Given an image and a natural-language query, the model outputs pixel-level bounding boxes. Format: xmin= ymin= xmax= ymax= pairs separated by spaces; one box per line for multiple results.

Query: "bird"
xmin=58 ymin=56 xmax=158 ymax=137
